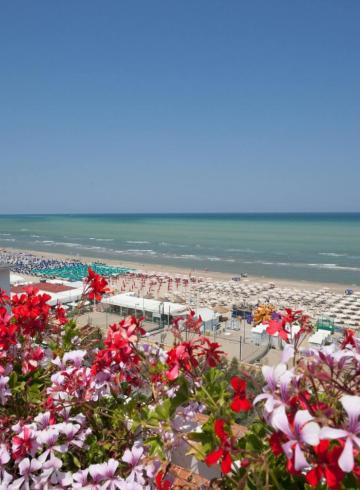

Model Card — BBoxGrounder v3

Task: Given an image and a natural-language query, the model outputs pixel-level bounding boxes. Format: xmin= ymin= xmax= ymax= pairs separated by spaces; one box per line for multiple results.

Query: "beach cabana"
xmin=251 ymin=323 xmax=268 ymax=345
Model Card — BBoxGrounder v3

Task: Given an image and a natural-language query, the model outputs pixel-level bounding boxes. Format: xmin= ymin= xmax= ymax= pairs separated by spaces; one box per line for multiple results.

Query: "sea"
xmin=0 ymin=213 xmax=360 ymax=285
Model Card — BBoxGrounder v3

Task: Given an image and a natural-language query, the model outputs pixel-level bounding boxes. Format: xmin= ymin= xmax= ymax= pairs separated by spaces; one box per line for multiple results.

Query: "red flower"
xmin=12 ymin=426 xmax=38 ymax=460
xmin=0 ymin=306 xmax=17 ymax=352
xmin=340 ymin=328 xmax=356 ymax=349
xmin=305 ymin=440 xmax=344 ymax=489
xmin=11 ymin=287 xmax=51 ymax=337
xmin=266 ymin=319 xmax=289 ymax=341
xmin=54 ymin=304 xmax=68 ymax=325
xmin=84 ymin=267 xmax=109 ymax=301
xmin=269 ymin=432 xmax=285 ymax=456
xmin=0 ymin=289 xmax=10 ymax=305
xmin=155 ymin=470 xmax=172 ymax=489
xmin=165 ymin=341 xmax=199 ymax=380
xmin=199 ymin=337 xmax=224 ymax=367
xmin=22 ymin=346 xmax=44 ymax=374
xmin=205 ymin=419 xmax=233 ymax=474
xmin=230 ymin=376 xmax=251 ymax=412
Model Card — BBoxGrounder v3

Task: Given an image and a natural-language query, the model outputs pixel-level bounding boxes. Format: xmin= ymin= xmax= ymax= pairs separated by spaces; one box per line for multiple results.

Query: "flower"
xmin=12 ymin=427 xmax=38 ymax=460
xmin=305 ymin=440 xmax=344 ymax=489
xmin=155 ymin=470 xmax=172 ymax=490
xmin=272 ymin=408 xmax=320 ymax=471
xmin=266 ymin=319 xmax=289 ymax=341
xmin=320 ymin=395 xmax=360 ymax=472
xmin=205 ymin=419 xmax=234 ymax=474
xmin=9 ymin=457 xmax=41 ymax=489
xmin=84 ymin=267 xmax=109 ymax=301
xmin=11 ymin=287 xmax=51 ymax=337
xmin=229 ymin=376 xmax=251 ymax=412
xmin=199 ymin=338 xmax=224 ymax=367
xmin=0 ymin=375 xmax=11 ymax=405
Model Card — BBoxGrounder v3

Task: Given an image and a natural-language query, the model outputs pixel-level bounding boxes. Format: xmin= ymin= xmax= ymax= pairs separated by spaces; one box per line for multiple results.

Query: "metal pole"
xmin=239 ymin=335 xmax=242 ymax=360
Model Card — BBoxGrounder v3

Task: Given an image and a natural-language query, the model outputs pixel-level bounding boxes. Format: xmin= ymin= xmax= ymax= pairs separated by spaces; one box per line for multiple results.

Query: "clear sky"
xmin=0 ymin=1 xmax=359 ymax=213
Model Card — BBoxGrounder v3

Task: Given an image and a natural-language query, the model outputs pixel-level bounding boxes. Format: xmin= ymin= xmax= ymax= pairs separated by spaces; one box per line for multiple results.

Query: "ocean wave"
xmin=226 ymin=248 xmax=257 ymax=253
xmin=308 ymin=263 xmax=360 ymax=272
xmin=113 ymin=249 xmax=157 ymax=256
xmin=207 ymin=257 xmax=221 ymax=262
xmin=0 ymin=238 xmax=15 ymax=242
xmin=0 ymin=233 xmax=11 ymax=236
xmin=319 ymin=252 xmax=347 ymax=257
xmin=126 ymin=241 xmax=150 ymax=244
xmin=31 ymin=235 xmax=41 ymax=238
xmin=89 ymin=238 xmax=114 ymax=242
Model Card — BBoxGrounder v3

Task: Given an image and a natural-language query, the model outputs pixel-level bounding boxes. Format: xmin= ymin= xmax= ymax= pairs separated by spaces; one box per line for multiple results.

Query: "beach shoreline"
xmin=1 ymin=246 xmax=350 ymax=294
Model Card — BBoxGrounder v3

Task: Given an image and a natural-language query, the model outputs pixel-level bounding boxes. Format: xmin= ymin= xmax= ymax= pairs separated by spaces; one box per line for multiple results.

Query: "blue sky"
xmin=0 ymin=1 xmax=359 ymax=213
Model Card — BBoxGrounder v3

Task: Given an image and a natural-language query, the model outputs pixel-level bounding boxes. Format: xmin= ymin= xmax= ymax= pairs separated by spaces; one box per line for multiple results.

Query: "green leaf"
xmin=145 ymin=436 xmax=165 ymax=458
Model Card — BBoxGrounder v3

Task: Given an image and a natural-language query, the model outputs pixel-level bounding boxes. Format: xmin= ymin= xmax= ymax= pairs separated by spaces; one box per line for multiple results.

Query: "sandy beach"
xmin=2 ymin=245 xmax=350 ymax=294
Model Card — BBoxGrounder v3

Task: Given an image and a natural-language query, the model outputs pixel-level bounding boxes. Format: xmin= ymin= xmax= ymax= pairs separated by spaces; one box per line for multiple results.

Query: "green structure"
xmin=33 ymin=263 xmax=132 ymax=282
xmin=316 ymin=316 xmax=335 ymax=333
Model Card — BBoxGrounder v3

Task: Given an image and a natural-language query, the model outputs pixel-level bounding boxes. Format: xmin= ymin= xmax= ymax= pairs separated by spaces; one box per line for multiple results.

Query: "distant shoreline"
xmin=1 ymin=246 xmax=350 ymax=294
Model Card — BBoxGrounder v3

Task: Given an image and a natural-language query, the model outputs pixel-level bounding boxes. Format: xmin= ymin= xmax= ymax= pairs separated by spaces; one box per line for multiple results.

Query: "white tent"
xmin=102 ymin=293 xmax=188 ymax=317
xmin=194 ymin=307 xmax=220 ymax=331
xmin=10 ymin=272 xmax=26 ymax=285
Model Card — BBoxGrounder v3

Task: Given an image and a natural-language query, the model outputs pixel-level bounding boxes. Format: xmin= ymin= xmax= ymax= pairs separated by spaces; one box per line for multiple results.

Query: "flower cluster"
xmin=1 ymin=269 xmax=360 ymax=489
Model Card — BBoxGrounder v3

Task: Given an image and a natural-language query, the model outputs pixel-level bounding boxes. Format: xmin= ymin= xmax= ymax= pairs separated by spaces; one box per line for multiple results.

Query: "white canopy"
xmin=10 ymin=272 xmax=25 ymax=285
xmin=102 ymin=293 xmax=188 ymax=316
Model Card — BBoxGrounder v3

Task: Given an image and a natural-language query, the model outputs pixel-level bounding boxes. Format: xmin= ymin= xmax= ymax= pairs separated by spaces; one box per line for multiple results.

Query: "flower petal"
xmin=301 ymin=421 xmax=320 ymax=446
xmin=341 ymin=395 xmax=360 ymax=420
xmin=221 ymin=452 xmax=232 ymax=474
xmin=320 ymin=427 xmax=348 ymax=440
xmin=230 ymin=396 xmax=251 ymax=412
xmin=272 ymin=406 xmax=292 ymax=438
xmin=294 ymin=443 xmax=310 ymax=471
xmin=294 ymin=410 xmax=313 ymax=428
xmin=338 ymin=437 xmax=354 ymax=472
xmin=205 ymin=447 xmax=223 ymax=466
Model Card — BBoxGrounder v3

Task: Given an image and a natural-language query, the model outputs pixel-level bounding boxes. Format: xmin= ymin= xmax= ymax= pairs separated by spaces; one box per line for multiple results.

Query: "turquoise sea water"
xmin=0 ymin=214 xmax=360 ymax=285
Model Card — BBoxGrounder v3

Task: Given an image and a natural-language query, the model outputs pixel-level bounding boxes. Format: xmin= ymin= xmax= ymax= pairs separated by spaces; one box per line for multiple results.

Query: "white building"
xmin=0 ymin=264 xmax=10 ymax=295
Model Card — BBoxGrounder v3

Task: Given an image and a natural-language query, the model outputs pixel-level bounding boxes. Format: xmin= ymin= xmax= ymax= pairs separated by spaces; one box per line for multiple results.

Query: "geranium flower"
xmin=22 ymin=346 xmax=44 ymax=374
xmin=230 ymin=376 xmax=251 ymax=412
xmin=266 ymin=319 xmax=289 ymax=341
xmin=199 ymin=338 xmax=224 ymax=367
xmin=12 ymin=427 xmax=38 ymax=460
xmin=54 ymin=304 xmax=68 ymax=325
xmin=253 ymin=364 xmax=294 ymax=423
xmin=272 ymin=408 xmax=320 ymax=471
xmin=305 ymin=440 xmax=344 ymax=489
xmin=340 ymin=329 xmax=356 ymax=349
xmin=165 ymin=341 xmax=199 ymax=380
xmin=155 ymin=470 xmax=172 ymax=489
xmin=9 ymin=457 xmax=41 ymax=489
xmin=88 ymin=459 xmax=122 ymax=489
xmin=11 ymin=287 xmax=51 ymax=336
xmin=320 ymin=395 xmax=360 ymax=472
xmin=84 ymin=267 xmax=109 ymax=301
xmin=0 ymin=444 xmax=12 ymax=487
xmin=0 ymin=375 xmax=11 ymax=405
xmin=122 ymin=444 xmax=148 ymax=486
xmin=205 ymin=419 xmax=234 ymax=474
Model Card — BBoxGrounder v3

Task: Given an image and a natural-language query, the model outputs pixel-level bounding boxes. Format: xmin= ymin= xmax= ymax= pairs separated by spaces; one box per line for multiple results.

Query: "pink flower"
xmin=253 ymin=364 xmax=294 ymax=421
xmin=9 ymin=457 xmax=41 ymax=489
xmin=272 ymin=408 xmax=320 ymax=471
xmin=0 ymin=375 xmax=11 ymax=405
xmin=12 ymin=427 xmax=38 ymax=460
xmin=320 ymin=395 xmax=360 ymax=472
